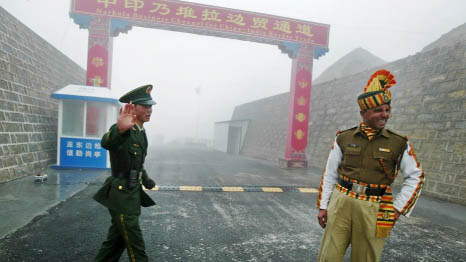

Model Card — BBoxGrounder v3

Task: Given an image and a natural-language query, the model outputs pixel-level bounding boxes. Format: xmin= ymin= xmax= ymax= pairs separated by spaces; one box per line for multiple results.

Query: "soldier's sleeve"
xmin=101 ymin=124 xmax=130 ymax=151
xmin=141 ymin=168 xmax=156 ymax=189
xmin=317 ymin=136 xmax=342 ymax=210
xmin=394 ymin=141 xmax=425 ymax=217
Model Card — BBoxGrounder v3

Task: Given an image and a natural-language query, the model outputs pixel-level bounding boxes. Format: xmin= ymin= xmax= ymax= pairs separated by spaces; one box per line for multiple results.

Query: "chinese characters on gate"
xmin=72 ymin=0 xmax=328 ymax=45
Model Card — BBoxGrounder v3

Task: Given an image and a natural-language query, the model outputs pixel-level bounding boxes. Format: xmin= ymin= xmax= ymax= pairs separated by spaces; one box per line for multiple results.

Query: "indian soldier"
xmin=317 ymin=70 xmax=425 ymax=261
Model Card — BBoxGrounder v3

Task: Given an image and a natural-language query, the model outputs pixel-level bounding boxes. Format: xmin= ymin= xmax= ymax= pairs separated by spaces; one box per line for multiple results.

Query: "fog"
xmin=1 ymin=0 xmax=466 ymax=143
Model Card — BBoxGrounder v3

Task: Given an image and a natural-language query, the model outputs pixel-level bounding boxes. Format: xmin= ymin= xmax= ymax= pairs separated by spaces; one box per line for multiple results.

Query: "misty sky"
xmin=1 ymin=0 xmax=466 ymax=143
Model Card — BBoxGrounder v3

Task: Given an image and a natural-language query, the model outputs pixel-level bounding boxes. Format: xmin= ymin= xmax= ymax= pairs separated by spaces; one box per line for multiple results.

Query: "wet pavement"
xmin=0 ymin=146 xmax=465 ymax=261
xmin=0 ymin=167 xmax=108 ymax=239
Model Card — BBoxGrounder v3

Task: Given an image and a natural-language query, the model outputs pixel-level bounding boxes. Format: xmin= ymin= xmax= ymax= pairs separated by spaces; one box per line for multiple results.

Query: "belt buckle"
xmin=352 ymin=183 xmax=366 ymax=194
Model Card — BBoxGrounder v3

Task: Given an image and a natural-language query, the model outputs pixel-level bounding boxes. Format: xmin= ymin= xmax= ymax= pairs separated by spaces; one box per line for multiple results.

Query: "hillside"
xmin=422 ymin=22 xmax=466 ymax=52
xmin=314 ymin=48 xmax=386 ymax=84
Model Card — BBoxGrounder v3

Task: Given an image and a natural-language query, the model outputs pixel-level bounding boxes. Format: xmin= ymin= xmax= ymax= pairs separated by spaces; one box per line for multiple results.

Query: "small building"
xmin=51 ymin=85 xmax=120 ymax=169
xmin=213 ymin=119 xmax=249 ymax=154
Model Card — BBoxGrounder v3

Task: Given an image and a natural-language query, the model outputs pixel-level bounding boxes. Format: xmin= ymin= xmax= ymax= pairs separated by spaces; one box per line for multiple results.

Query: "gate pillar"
xmin=86 ymin=17 xmax=113 ymax=88
xmin=279 ymin=45 xmax=314 ymax=168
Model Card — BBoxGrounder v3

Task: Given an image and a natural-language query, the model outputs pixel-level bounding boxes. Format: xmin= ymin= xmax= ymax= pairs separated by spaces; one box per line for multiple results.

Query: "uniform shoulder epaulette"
xmin=339 ymin=126 xmax=358 ymax=135
xmin=386 ymin=129 xmax=408 ymax=140
xmin=335 ymin=127 xmax=357 ymax=139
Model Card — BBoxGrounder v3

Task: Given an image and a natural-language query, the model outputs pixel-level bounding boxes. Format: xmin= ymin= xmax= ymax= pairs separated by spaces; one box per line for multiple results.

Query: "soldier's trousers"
xmin=318 ymin=188 xmax=387 ymax=262
xmin=95 ymin=210 xmax=148 ymax=262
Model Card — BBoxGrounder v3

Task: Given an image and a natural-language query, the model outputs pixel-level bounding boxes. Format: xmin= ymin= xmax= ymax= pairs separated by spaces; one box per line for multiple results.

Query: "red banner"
xmin=291 ymin=68 xmax=311 ymax=151
xmin=71 ymin=0 xmax=329 ymax=46
xmin=86 ymin=44 xmax=109 ymax=87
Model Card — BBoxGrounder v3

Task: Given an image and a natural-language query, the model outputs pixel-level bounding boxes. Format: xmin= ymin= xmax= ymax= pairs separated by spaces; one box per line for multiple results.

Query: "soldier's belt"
xmin=337 ymin=177 xmax=386 ymax=196
xmin=112 ymin=171 xmax=132 ymax=179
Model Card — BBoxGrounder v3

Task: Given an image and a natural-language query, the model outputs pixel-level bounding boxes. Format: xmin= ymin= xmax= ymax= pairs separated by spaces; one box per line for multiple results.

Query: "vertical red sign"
xmin=291 ymin=68 xmax=311 ymax=151
xmin=86 ymin=44 xmax=108 ymax=87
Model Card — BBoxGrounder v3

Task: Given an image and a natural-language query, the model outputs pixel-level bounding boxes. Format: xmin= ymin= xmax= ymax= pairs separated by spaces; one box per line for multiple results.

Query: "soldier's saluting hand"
xmin=117 ymin=103 xmax=137 ymax=134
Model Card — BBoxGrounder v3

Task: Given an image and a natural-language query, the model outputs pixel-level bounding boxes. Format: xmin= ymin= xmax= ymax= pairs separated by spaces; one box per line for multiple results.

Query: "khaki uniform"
xmin=337 ymin=127 xmax=406 ymax=185
xmin=318 ymin=69 xmax=424 ymax=261
xmin=317 ymin=126 xmax=424 ymax=262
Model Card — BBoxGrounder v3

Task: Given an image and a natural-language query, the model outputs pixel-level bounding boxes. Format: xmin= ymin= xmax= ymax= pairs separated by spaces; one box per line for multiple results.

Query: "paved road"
xmin=1 ymin=146 xmax=465 ymax=261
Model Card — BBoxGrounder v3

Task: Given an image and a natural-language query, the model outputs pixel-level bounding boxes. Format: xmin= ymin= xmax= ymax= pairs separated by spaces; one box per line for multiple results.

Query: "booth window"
xmin=62 ymin=100 xmax=84 ymax=137
xmin=86 ymin=101 xmax=107 ymax=137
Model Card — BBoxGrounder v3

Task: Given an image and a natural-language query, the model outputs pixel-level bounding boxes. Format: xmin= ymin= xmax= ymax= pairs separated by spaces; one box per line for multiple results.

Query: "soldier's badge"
xmin=383 ymin=93 xmax=389 ymax=102
xmin=146 ymin=86 xmax=152 ymax=93
xmin=379 ymin=148 xmax=391 ymax=152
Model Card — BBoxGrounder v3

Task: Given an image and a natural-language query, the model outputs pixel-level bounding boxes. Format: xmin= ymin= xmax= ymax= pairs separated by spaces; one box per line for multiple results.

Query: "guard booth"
xmin=51 ymin=85 xmax=119 ymax=169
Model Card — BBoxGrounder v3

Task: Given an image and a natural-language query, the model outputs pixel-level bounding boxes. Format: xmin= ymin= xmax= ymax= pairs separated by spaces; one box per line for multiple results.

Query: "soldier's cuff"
xmin=103 ymin=126 xmax=129 ymax=146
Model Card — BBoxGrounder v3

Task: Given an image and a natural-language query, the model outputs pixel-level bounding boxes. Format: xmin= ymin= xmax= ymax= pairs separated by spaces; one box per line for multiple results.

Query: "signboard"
xmin=60 ymin=137 xmax=107 ymax=168
xmin=71 ymin=0 xmax=329 ymax=46
xmin=87 ymin=44 xmax=109 ymax=87
xmin=291 ymin=68 xmax=311 ymax=151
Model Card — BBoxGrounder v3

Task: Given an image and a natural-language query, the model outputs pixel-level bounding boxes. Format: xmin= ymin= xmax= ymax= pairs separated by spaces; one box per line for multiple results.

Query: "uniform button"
xmin=118 ymin=185 xmax=123 ymax=190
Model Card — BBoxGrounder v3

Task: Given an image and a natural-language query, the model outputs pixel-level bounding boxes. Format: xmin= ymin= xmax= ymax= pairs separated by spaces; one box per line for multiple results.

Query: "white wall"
xmin=213 ymin=122 xmax=229 ymax=152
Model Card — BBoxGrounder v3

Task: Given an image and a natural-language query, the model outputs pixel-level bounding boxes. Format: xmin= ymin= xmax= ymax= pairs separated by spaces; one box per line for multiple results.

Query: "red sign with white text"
xmin=71 ymin=0 xmax=329 ymax=46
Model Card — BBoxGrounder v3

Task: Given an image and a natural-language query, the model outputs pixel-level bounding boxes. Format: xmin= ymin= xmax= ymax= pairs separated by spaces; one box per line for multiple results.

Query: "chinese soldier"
xmin=94 ymin=84 xmax=157 ymax=262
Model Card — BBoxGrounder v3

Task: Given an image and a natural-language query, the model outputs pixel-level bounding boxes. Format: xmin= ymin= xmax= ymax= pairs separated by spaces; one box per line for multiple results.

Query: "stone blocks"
xmin=0 ymin=7 xmax=85 ymax=183
xmin=232 ymin=41 xmax=466 ymax=205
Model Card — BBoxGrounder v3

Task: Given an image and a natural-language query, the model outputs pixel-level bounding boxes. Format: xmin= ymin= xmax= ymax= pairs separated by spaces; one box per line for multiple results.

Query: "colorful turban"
xmin=358 ymin=69 xmax=396 ymax=110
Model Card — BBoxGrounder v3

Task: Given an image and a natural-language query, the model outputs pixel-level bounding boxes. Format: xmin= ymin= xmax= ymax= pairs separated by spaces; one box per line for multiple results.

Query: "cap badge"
xmin=383 ymin=93 xmax=389 ymax=102
xmin=146 ymin=86 xmax=152 ymax=94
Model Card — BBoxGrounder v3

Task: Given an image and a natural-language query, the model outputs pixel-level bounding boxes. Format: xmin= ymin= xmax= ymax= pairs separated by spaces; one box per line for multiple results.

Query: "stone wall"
xmin=232 ymin=41 xmax=466 ymax=205
xmin=0 ymin=7 xmax=85 ymax=183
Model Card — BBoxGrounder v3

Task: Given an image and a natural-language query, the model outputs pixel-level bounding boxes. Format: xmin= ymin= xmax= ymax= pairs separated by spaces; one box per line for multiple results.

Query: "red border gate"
xmin=70 ymin=0 xmax=330 ymax=168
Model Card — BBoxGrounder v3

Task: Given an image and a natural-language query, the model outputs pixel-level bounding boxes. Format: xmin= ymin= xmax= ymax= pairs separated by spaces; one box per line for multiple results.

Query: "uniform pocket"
xmin=373 ymin=151 xmax=396 ymax=174
xmin=110 ymin=177 xmax=128 ymax=192
xmin=342 ymin=147 xmax=361 ymax=168
xmin=373 ymin=150 xmax=394 ymax=160
xmin=129 ymin=144 xmax=143 ymax=168
xmin=129 ymin=144 xmax=142 ymax=157
xmin=108 ymin=178 xmax=141 ymax=214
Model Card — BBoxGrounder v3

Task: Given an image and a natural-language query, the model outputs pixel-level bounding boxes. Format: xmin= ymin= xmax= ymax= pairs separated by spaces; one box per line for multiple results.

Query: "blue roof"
xmin=51 ymin=85 xmax=119 ymax=104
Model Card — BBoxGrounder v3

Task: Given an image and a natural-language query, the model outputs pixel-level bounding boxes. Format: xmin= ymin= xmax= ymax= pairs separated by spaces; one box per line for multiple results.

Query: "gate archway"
xmin=70 ymin=0 xmax=330 ymax=167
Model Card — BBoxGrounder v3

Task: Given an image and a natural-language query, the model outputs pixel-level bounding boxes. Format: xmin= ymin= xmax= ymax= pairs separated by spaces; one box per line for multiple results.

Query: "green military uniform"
xmin=94 ymin=85 xmax=157 ymax=262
